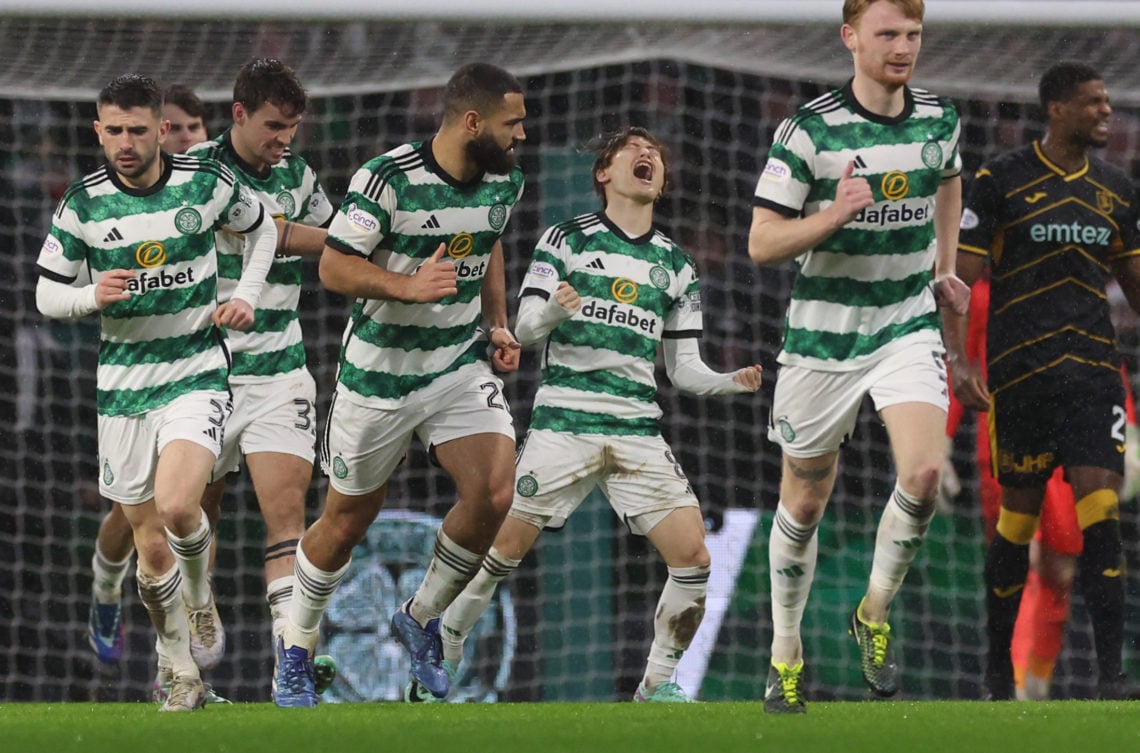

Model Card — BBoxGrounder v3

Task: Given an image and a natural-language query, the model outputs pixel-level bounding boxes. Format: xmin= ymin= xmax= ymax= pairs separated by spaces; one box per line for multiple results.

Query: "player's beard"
xmin=466 ymin=133 xmax=517 ymax=175
xmin=114 ymin=147 xmax=158 ymax=181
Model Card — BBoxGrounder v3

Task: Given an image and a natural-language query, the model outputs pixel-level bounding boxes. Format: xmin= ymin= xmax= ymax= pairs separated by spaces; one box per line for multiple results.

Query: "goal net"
xmin=2 ymin=14 xmax=1138 ymax=703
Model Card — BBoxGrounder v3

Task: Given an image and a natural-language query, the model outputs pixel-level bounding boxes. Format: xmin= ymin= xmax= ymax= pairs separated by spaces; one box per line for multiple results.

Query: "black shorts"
xmin=991 ymin=379 xmax=1126 ymax=487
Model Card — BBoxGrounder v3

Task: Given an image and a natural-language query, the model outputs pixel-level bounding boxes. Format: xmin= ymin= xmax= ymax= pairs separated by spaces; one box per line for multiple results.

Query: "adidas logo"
xmin=202 ymin=427 xmax=218 ymax=441
xmin=421 ymin=214 xmax=441 ymax=229
xmin=103 ymin=227 xmax=124 ymax=243
xmin=852 ymin=155 xmax=868 ymax=170
xmin=587 ymin=258 xmax=606 ymax=270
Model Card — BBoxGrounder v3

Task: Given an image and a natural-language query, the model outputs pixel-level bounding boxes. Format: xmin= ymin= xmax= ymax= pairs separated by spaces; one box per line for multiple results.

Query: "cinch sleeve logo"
xmin=529 ymin=261 xmax=556 ymax=279
xmin=881 ymin=171 xmax=910 ymax=201
xmin=136 ymin=241 xmax=166 ymax=268
xmin=345 ymin=203 xmax=379 ymax=233
xmin=447 ymin=232 xmax=475 ymax=259
xmin=611 ymin=277 xmax=639 ymax=304
xmin=761 ymin=158 xmax=791 ymax=183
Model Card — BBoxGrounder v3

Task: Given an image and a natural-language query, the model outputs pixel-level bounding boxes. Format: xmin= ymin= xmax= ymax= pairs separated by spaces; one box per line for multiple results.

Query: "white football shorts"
xmin=769 ymin=334 xmax=948 ymax=457
xmin=509 ymin=429 xmax=698 ymax=536
xmin=98 ymin=389 xmax=232 ymax=505
xmin=212 ymin=369 xmax=317 ymax=479
xmin=322 ymin=363 xmax=515 ymax=496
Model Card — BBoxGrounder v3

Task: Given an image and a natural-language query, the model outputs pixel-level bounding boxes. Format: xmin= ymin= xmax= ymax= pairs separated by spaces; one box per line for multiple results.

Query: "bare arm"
xmin=319 ymin=242 xmax=457 ymax=302
xmin=748 ymin=160 xmax=872 ymax=267
xmin=481 ymin=241 xmax=510 ymax=330
xmin=480 ymin=241 xmax=521 ymax=371
xmin=276 ymin=217 xmax=328 ymax=257
xmin=943 ymin=251 xmax=989 ymax=411
xmin=931 ymin=176 xmax=970 ymax=315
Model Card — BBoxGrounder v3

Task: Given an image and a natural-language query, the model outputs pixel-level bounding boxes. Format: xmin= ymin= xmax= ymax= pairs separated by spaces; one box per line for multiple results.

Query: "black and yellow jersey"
xmin=959 ymin=140 xmax=1140 ymax=396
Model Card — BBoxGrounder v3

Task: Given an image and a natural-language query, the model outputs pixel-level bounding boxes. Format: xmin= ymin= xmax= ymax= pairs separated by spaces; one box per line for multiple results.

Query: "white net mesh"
xmin=1 ymin=18 xmax=1138 ymax=702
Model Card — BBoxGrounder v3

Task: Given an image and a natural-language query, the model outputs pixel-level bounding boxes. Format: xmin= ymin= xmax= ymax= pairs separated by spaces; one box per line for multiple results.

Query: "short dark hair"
xmin=1039 ymin=62 xmax=1103 ymax=111
xmin=234 ymin=57 xmax=307 ymax=117
xmin=163 ymin=84 xmax=206 ymax=120
xmin=442 ymin=63 xmax=522 ymax=123
xmin=98 ymin=74 xmax=163 ymax=115
xmin=589 ymin=126 xmax=669 ymax=208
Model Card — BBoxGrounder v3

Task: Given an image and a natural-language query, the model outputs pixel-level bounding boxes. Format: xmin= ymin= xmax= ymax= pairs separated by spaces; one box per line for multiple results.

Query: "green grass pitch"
xmin=3 ymin=700 xmax=1137 ymax=753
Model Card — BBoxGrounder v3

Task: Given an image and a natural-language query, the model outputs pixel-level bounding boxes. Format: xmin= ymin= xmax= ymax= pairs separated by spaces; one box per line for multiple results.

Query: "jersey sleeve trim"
xmin=753 ymin=196 xmax=800 ymax=217
xmin=36 ymin=264 xmax=77 ymax=285
xmin=327 ymin=236 xmax=369 ymax=258
xmin=520 ymin=286 xmax=551 ymax=301
xmin=663 ymin=329 xmax=701 ymax=339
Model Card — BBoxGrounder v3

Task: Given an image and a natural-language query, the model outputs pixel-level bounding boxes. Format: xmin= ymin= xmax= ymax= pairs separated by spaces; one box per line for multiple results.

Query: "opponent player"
xmin=748 ymin=0 xmax=967 ymax=713
xmin=272 ymin=62 xmax=526 ymax=708
xmin=434 ymin=126 xmax=762 ymax=704
xmin=36 ymin=74 xmax=277 ymax=711
xmin=950 ymin=61 xmax=1140 ymax=701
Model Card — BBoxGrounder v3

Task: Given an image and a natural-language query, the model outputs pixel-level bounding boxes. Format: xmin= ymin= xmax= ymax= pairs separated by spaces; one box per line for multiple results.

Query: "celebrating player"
xmin=272 ymin=62 xmax=526 ymax=707
xmin=187 ymin=57 xmax=337 ymax=700
xmin=86 ymin=83 xmax=214 ymax=677
xmin=950 ymin=61 xmax=1140 ymax=701
xmin=36 ymin=74 xmax=277 ymax=711
xmin=163 ymin=85 xmax=209 ymax=156
xmin=748 ymin=0 xmax=966 ymax=712
xmin=435 ymin=126 xmax=762 ymax=704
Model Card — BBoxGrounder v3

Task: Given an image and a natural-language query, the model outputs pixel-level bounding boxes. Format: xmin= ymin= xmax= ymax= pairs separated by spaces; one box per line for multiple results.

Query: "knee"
xmin=135 ymin=528 xmax=173 ymax=572
xmin=900 ymin=462 xmax=941 ymax=501
xmin=321 ymin=506 xmax=371 ymax=551
xmin=782 ymin=498 xmax=826 ymax=527
xmin=684 ymin=543 xmax=711 ymax=570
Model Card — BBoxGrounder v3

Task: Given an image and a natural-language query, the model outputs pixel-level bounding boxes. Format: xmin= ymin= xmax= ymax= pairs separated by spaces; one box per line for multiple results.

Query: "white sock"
xmin=165 ymin=509 xmax=213 ymax=610
xmin=867 ymin=483 xmax=936 ymax=613
xmin=285 ymin=544 xmax=349 ymax=651
xmin=136 ymin=564 xmax=197 ymax=679
xmin=769 ymin=502 xmax=818 ymax=665
xmin=408 ymin=528 xmax=483 ymax=626
xmin=441 ymin=547 xmax=521 ymax=666
xmin=643 ymin=564 xmax=710 ymax=691
xmin=92 ymin=543 xmax=132 ymax=603
xmin=267 ymin=575 xmax=294 ymax=641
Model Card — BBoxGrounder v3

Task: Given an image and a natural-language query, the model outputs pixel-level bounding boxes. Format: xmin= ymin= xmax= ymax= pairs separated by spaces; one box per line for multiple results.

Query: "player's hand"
xmin=489 ymin=326 xmax=522 ymax=372
xmin=934 ymin=274 xmax=971 ymax=316
xmin=733 ymin=364 xmax=763 ymax=392
xmin=213 ymin=298 xmax=255 ymax=331
xmin=947 ymin=355 xmax=989 ymax=411
xmin=554 ymin=281 xmax=581 ymax=313
xmin=95 ymin=269 xmax=135 ymax=308
xmin=405 ymin=243 xmax=458 ymax=302
xmin=831 ymin=160 xmax=874 ymax=225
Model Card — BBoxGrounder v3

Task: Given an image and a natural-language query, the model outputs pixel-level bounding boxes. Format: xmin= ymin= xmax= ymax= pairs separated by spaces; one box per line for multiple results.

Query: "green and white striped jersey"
xmin=36 ymin=152 xmax=265 ymax=416
xmin=754 ymin=81 xmax=961 ymax=370
xmin=519 ymin=212 xmax=703 ymax=436
xmin=326 ymin=139 xmax=524 ymax=407
xmin=190 ymin=131 xmax=333 ymax=382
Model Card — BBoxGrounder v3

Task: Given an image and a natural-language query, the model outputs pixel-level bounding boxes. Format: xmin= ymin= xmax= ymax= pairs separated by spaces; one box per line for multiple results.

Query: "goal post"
xmin=1 ymin=10 xmax=1138 ymax=703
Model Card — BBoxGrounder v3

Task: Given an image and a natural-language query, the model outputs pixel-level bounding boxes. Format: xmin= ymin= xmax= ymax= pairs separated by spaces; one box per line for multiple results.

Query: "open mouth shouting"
xmin=633 ymin=158 xmax=655 ymax=184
